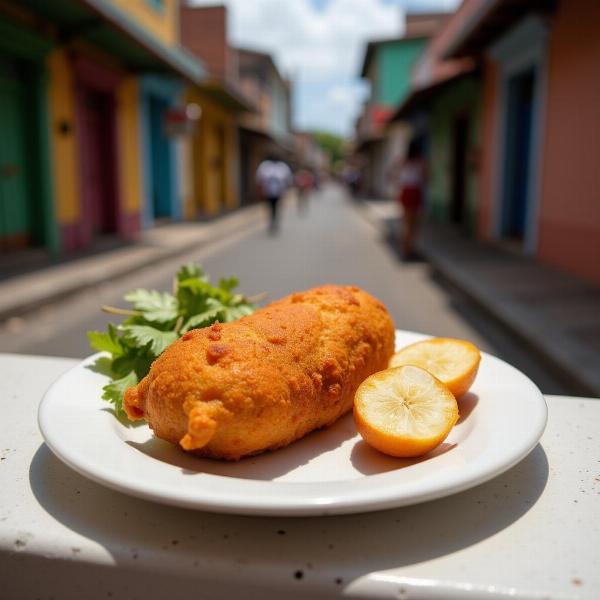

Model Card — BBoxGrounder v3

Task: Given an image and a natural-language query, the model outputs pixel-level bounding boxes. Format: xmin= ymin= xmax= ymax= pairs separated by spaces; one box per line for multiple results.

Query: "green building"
xmin=355 ymin=14 xmax=448 ymax=198
xmin=425 ymin=75 xmax=481 ymax=236
xmin=389 ymin=46 xmax=481 ymax=237
xmin=361 ymin=36 xmax=429 ymax=108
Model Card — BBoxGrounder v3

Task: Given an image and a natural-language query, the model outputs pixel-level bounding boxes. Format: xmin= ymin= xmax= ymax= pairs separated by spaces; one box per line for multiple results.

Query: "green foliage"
xmin=87 ymin=324 xmax=124 ymax=356
xmin=310 ymin=130 xmax=348 ymax=165
xmin=101 ymin=371 xmax=138 ymax=418
xmin=88 ymin=264 xmax=255 ymax=417
xmin=180 ymin=302 xmax=224 ymax=333
xmin=121 ymin=325 xmax=179 ymax=356
xmin=123 ymin=289 xmax=178 ymax=323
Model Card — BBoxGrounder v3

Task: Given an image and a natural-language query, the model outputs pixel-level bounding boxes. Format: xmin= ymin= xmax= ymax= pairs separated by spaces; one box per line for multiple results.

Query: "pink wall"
xmin=537 ymin=0 xmax=600 ymax=283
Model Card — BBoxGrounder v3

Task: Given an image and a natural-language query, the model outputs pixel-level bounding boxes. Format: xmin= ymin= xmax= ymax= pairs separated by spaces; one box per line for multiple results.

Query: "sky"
xmin=189 ymin=0 xmax=460 ymax=137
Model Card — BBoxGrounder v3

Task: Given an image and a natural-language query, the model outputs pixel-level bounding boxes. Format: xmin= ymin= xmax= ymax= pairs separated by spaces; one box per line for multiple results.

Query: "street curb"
xmin=0 ymin=205 xmax=264 ymax=323
xmin=421 ymin=248 xmax=599 ymax=397
xmin=353 ymin=198 xmax=600 ymax=397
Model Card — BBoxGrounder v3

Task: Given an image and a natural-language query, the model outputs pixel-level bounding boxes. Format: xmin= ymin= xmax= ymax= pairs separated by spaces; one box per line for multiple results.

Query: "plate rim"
xmin=38 ymin=329 xmax=548 ymax=516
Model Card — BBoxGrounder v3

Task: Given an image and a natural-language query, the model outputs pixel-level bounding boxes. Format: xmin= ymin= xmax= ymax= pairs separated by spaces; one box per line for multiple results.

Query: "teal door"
xmin=148 ymin=96 xmax=172 ymax=219
xmin=0 ymin=63 xmax=30 ymax=250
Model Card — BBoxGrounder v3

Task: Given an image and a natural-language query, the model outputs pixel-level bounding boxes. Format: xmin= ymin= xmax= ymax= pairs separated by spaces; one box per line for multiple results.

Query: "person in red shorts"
xmin=390 ymin=139 xmax=426 ymax=259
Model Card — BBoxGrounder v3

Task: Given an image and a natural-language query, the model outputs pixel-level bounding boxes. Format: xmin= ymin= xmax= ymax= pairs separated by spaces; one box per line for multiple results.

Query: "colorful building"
xmin=179 ymin=4 xmax=254 ymax=217
xmin=450 ymin=0 xmax=600 ymax=283
xmin=180 ymin=5 xmax=294 ymax=214
xmin=235 ymin=47 xmax=294 ymax=206
xmin=389 ymin=4 xmax=478 ymax=234
xmin=0 ymin=12 xmax=56 ymax=254
xmin=402 ymin=0 xmax=600 ymax=283
xmin=355 ymin=13 xmax=448 ymax=198
xmin=0 ymin=0 xmax=204 ymax=257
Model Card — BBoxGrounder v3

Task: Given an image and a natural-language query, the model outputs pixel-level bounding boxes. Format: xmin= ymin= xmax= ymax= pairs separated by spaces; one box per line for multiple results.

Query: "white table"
xmin=0 ymin=354 xmax=598 ymax=599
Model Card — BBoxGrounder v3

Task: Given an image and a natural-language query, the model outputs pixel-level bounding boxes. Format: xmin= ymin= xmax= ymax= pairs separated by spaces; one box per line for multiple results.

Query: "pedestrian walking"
xmin=343 ymin=164 xmax=361 ymax=198
xmin=389 ymin=139 xmax=426 ymax=259
xmin=256 ymin=154 xmax=293 ymax=233
xmin=294 ymin=168 xmax=314 ymax=215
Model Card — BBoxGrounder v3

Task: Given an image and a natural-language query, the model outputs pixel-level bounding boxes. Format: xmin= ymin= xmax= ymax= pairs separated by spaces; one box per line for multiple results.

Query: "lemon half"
xmin=354 ymin=365 xmax=459 ymax=457
xmin=389 ymin=337 xmax=480 ymax=398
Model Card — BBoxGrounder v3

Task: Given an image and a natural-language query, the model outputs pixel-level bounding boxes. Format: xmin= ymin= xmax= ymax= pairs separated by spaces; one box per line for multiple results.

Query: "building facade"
xmin=425 ymin=76 xmax=480 ymax=235
xmin=0 ymin=0 xmax=203 ymax=257
xmin=388 ymin=2 xmax=479 ymax=234
xmin=389 ymin=0 xmax=600 ymax=283
xmin=447 ymin=0 xmax=600 ymax=282
xmin=355 ymin=13 xmax=448 ymax=199
xmin=0 ymin=14 xmax=57 ymax=254
xmin=235 ymin=48 xmax=293 ymax=206
xmin=179 ymin=4 xmax=252 ymax=217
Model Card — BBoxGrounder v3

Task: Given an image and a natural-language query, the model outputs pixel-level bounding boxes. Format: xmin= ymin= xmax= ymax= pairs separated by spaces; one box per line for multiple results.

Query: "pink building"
xmin=446 ymin=0 xmax=600 ymax=283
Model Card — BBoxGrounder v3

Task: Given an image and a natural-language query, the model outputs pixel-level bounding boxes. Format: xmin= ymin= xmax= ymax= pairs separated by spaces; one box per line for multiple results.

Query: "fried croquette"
xmin=124 ymin=285 xmax=395 ymax=460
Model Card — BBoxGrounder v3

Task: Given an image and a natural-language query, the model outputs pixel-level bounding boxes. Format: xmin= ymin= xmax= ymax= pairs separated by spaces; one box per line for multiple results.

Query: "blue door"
xmin=148 ymin=96 xmax=172 ymax=219
xmin=502 ymin=69 xmax=535 ymax=240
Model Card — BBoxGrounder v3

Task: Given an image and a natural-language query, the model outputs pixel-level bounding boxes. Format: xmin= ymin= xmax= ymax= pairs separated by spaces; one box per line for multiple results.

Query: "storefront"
xmin=140 ymin=76 xmax=183 ymax=226
xmin=3 ymin=0 xmax=205 ymax=255
xmin=71 ymin=55 xmax=123 ymax=246
xmin=188 ymin=85 xmax=248 ymax=216
xmin=0 ymin=17 xmax=56 ymax=254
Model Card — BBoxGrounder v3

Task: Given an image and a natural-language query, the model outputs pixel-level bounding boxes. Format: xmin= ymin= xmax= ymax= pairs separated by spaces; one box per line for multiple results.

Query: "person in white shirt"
xmin=256 ymin=154 xmax=293 ymax=232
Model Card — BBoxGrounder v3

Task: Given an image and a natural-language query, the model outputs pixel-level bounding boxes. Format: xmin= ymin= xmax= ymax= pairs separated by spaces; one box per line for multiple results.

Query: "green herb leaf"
xmin=121 ymin=324 xmax=178 ymax=357
xmin=88 ymin=263 xmax=257 ymax=421
xmin=101 ymin=370 xmax=138 ymax=417
xmin=223 ymin=304 xmax=255 ymax=322
xmin=176 ymin=279 xmax=220 ymax=318
xmin=181 ymin=304 xmax=224 ymax=333
xmin=87 ymin=323 xmax=124 ymax=357
xmin=111 ymin=352 xmax=154 ymax=380
xmin=218 ymin=277 xmax=239 ymax=294
xmin=124 ymin=289 xmax=178 ymax=323
xmin=177 ymin=263 xmax=206 ymax=282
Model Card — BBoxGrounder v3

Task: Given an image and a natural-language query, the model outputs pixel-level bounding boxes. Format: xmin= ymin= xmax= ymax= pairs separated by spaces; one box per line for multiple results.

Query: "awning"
xmin=388 ymin=66 xmax=477 ymax=123
xmin=360 ymin=34 xmax=429 ymax=77
xmin=353 ymin=134 xmax=386 ymax=154
xmin=200 ymin=79 xmax=256 ymax=113
xmin=239 ymin=124 xmax=295 ymax=155
xmin=443 ymin=0 xmax=555 ymax=59
xmin=14 ymin=0 xmax=206 ymax=84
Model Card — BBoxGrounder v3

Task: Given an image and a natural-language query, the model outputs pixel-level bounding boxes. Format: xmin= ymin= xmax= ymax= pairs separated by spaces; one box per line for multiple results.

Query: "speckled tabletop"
xmin=0 ymin=354 xmax=598 ymax=600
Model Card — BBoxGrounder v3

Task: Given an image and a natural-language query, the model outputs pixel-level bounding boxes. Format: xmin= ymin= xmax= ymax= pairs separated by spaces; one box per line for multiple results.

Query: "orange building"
xmin=446 ymin=0 xmax=600 ymax=283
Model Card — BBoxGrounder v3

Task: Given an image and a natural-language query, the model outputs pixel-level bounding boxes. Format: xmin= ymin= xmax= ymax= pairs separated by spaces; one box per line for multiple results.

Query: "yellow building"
xmin=186 ymin=85 xmax=251 ymax=217
xmin=110 ymin=0 xmax=180 ymax=46
xmin=179 ymin=4 xmax=256 ymax=217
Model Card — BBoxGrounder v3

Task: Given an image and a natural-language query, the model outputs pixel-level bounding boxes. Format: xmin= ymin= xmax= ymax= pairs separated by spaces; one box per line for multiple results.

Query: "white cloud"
xmin=189 ymin=0 xmax=458 ymax=135
xmin=327 ymin=83 xmax=363 ymax=106
xmin=190 ymin=0 xmax=403 ymax=81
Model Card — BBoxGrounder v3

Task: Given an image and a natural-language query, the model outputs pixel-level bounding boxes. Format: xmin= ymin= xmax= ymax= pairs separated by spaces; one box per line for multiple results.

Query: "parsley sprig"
xmin=87 ymin=264 xmax=256 ymax=417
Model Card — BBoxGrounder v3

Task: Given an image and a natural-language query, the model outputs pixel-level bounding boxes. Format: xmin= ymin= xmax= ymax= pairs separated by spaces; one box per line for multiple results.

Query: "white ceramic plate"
xmin=38 ymin=330 xmax=547 ymax=516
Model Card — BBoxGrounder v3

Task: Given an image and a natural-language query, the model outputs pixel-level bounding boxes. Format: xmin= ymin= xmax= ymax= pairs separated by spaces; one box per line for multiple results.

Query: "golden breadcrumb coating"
xmin=124 ymin=285 xmax=395 ymax=460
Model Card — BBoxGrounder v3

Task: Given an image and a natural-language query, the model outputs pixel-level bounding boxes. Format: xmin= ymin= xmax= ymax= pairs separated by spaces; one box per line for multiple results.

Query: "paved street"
xmin=0 ymin=183 xmax=572 ymax=394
